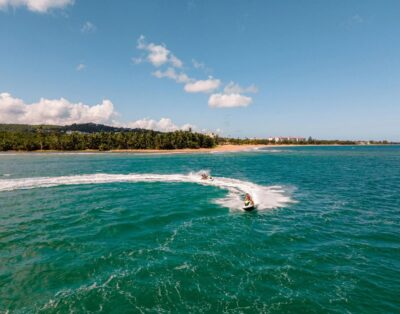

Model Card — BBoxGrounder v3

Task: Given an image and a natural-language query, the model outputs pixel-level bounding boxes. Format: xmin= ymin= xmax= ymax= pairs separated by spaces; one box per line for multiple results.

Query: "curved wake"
xmin=0 ymin=172 xmax=294 ymax=211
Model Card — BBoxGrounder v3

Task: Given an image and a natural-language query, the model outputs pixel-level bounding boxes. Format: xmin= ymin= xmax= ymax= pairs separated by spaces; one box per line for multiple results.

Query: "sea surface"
xmin=0 ymin=146 xmax=399 ymax=313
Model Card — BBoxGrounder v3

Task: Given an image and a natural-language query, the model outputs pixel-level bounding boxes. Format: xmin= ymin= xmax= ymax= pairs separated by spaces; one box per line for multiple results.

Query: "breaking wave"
xmin=0 ymin=171 xmax=294 ymax=211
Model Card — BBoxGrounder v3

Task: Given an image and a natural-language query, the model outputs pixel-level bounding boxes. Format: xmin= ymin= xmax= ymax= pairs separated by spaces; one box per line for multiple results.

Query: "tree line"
xmin=0 ymin=130 xmax=216 ymax=151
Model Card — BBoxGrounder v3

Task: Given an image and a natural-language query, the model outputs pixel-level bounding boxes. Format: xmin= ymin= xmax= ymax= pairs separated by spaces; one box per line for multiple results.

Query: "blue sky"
xmin=0 ymin=0 xmax=399 ymax=140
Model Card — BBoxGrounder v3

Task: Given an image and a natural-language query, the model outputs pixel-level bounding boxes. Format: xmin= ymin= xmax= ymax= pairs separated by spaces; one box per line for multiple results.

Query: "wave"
xmin=256 ymin=148 xmax=293 ymax=153
xmin=0 ymin=171 xmax=294 ymax=211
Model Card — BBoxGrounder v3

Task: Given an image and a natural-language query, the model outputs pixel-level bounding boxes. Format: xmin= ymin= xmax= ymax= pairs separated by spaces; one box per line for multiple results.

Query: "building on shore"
xmin=267 ymin=136 xmax=306 ymax=143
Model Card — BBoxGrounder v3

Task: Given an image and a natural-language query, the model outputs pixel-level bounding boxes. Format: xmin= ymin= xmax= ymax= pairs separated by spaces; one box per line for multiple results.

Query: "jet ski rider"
xmin=244 ymin=193 xmax=254 ymax=207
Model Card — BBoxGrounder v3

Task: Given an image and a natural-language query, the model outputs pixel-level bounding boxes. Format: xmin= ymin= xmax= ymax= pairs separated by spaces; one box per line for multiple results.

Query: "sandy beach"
xmin=2 ymin=143 xmax=392 ymax=155
xmin=109 ymin=144 xmax=268 ymax=154
xmin=107 ymin=143 xmax=385 ymax=153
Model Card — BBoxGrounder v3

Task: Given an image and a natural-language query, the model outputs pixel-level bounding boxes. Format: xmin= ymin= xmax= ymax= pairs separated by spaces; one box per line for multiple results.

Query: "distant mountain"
xmin=59 ymin=123 xmax=146 ymax=133
xmin=0 ymin=123 xmax=150 ymax=134
xmin=0 ymin=124 xmax=58 ymax=132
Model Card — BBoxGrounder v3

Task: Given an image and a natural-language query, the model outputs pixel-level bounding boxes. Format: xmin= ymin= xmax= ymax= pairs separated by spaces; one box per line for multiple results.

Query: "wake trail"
xmin=0 ymin=172 xmax=294 ymax=211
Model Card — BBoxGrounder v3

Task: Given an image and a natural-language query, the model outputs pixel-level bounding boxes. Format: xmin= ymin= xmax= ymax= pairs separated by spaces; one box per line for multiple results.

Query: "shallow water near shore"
xmin=1 ymin=146 xmax=399 ymax=312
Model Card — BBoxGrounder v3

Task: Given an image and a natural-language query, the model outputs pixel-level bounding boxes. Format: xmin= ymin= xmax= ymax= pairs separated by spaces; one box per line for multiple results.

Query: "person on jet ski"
xmin=201 ymin=173 xmax=209 ymax=180
xmin=244 ymin=193 xmax=254 ymax=207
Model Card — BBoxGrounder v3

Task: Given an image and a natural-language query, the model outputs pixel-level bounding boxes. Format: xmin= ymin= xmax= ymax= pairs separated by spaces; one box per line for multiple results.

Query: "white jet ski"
xmin=243 ymin=203 xmax=255 ymax=211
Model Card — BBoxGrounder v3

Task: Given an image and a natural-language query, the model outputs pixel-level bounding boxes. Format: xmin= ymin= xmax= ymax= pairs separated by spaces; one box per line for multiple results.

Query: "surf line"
xmin=0 ymin=172 xmax=294 ymax=210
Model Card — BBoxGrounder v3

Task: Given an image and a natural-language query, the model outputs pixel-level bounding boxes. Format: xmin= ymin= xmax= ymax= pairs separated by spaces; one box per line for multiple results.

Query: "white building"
xmin=267 ymin=136 xmax=306 ymax=142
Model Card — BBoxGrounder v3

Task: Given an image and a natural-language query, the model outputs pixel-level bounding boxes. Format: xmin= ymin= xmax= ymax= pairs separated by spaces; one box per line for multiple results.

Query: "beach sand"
xmin=110 ymin=144 xmax=268 ymax=154
xmin=4 ymin=143 xmax=379 ymax=154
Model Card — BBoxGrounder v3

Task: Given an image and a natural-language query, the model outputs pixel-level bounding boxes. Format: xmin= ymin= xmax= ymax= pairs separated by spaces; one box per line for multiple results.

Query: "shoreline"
xmin=110 ymin=144 xmax=267 ymax=154
xmin=0 ymin=144 xmax=266 ymax=155
xmin=0 ymin=144 xmax=397 ymax=155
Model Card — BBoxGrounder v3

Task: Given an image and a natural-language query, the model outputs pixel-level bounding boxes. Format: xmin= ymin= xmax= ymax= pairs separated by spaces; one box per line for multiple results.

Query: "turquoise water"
xmin=0 ymin=146 xmax=399 ymax=313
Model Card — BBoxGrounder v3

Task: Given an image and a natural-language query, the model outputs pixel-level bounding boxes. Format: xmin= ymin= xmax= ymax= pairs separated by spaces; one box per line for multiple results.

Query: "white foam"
xmin=257 ymin=149 xmax=289 ymax=153
xmin=210 ymin=147 xmax=261 ymax=154
xmin=0 ymin=171 xmax=294 ymax=211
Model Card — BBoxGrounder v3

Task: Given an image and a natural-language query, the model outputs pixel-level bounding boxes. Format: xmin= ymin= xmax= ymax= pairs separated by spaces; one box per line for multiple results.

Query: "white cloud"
xmin=76 ymin=63 xmax=86 ymax=71
xmin=135 ymin=36 xmax=257 ymax=108
xmin=170 ymin=55 xmax=183 ymax=68
xmin=184 ymin=78 xmax=221 ymax=93
xmin=145 ymin=43 xmax=169 ymax=66
xmin=0 ymin=93 xmax=117 ymax=125
xmin=81 ymin=21 xmax=96 ymax=33
xmin=0 ymin=92 xmax=197 ymax=132
xmin=126 ymin=118 xmax=193 ymax=132
xmin=152 ymin=68 xmax=192 ymax=84
xmin=192 ymin=59 xmax=212 ymax=74
xmin=0 ymin=0 xmax=73 ymax=13
xmin=137 ymin=35 xmax=183 ymax=68
xmin=224 ymin=81 xmax=258 ymax=94
xmin=208 ymin=93 xmax=252 ymax=108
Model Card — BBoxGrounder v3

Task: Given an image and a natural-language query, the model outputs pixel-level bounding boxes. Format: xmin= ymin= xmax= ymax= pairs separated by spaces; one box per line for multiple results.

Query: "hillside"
xmin=0 ymin=123 xmax=147 ymax=134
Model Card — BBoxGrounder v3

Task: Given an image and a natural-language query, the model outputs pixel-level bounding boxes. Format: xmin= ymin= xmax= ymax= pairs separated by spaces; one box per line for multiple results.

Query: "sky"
xmin=0 ymin=0 xmax=399 ymax=140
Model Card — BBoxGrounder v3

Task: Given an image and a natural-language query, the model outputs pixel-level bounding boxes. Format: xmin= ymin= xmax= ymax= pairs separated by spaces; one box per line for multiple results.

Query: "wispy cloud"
xmin=192 ymin=59 xmax=212 ymax=74
xmin=224 ymin=81 xmax=258 ymax=94
xmin=350 ymin=14 xmax=364 ymax=24
xmin=132 ymin=57 xmax=143 ymax=65
xmin=152 ymin=68 xmax=192 ymax=83
xmin=0 ymin=0 xmax=73 ymax=13
xmin=81 ymin=21 xmax=96 ymax=33
xmin=192 ymin=59 xmax=205 ymax=70
xmin=343 ymin=14 xmax=365 ymax=28
xmin=76 ymin=63 xmax=86 ymax=71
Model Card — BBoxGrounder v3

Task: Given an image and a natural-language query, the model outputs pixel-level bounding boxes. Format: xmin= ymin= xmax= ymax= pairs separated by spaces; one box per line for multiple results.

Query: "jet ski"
xmin=243 ymin=203 xmax=255 ymax=211
xmin=243 ymin=193 xmax=255 ymax=211
xmin=201 ymin=174 xmax=213 ymax=181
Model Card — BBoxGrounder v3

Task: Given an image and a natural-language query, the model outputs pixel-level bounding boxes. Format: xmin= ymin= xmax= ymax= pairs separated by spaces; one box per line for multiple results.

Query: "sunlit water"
xmin=0 ymin=146 xmax=399 ymax=313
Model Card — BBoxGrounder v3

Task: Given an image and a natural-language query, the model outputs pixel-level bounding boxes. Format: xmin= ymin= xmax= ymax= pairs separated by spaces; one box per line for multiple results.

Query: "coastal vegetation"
xmin=0 ymin=124 xmax=216 ymax=151
xmin=0 ymin=123 xmax=395 ymax=151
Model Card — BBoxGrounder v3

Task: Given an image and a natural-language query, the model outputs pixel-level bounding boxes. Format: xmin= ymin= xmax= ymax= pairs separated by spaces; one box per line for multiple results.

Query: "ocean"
xmin=0 ymin=146 xmax=399 ymax=313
